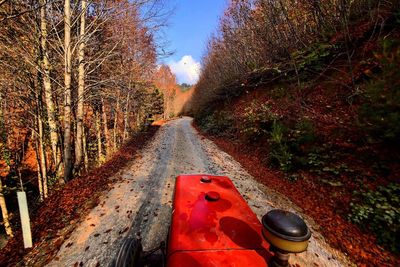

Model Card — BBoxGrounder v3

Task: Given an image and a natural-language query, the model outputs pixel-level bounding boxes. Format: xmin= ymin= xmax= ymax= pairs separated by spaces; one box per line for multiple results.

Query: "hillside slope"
xmin=186 ymin=4 xmax=400 ymax=266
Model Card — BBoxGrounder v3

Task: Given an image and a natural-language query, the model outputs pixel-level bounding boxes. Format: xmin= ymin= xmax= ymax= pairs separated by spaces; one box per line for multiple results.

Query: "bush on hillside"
xmin=269 ymin=121 xmax=293 ymax=173
xmin=349 ymin=183 xmax=400 ymax=253
xmin=197 ymin=110 xmax=234 ymax=137
xmin=359 ymin=39 xmax=400 ymax=145
xmin=292 ymin=43 xmax=336 ymax=74
xmin=269 ymin=118 xmax=317 ymax=173
xmin=240 ymin=101 xmax=279 ymax=142
xmin=238 ymin=101 xmax=317 ymax=173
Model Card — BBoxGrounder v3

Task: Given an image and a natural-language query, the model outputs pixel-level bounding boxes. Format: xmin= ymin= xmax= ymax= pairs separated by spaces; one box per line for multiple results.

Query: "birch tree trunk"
xmin=101 ymin=98 xmax=111 ymax=158
xmin=95 ymin=110 xmax=103 ymax=164
xmin=63 ymin=0 xmax=73 ymax=181
xmin=34 ymin=132 xmax=44 ymax=201
xmin=35 ymin=77 xmax=48 ymax=198
xmin=82 ymin=125 xmax=89 ymax=170
xmin=123 ymin=92 xmax=130 ymax=143
xmin=74 ymin=0 xmax=87 ymax=172
xmin=0 ymin=178 xmax=13 ymax=237
xmin=113 ymin=92 xmax=119 ymax=151
xmin=40 ymin=0 xmax=62 ymax=182
xmin=37 ymin=106 xmax=48 ymax=198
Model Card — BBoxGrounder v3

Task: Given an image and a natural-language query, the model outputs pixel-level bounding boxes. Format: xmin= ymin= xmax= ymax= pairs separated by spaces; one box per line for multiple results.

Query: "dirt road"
xmin=47 ymin=117 xmax=352 ymax=267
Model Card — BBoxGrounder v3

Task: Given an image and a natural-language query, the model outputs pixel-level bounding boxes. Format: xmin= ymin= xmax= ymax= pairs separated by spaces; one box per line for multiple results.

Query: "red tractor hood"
xmin=167 ymin=175 xmax=271 ymax=266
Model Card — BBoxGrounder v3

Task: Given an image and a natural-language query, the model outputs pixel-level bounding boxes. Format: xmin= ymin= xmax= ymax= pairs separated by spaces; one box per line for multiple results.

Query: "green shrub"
xmin=269 ymin=121 xmax=293 ymax=172
xmin=270 ymin=86 xmax=287 ymax=99
xmin=293 ymin=118 xmax=316 ymax=144
xmin=307 ymin=152 xmax=325 ymax=170
xmin=240 ymin=101 xmax=279 ymax=141
xmin=292 ymin=43 xmax=335 ymax=73
xmin=359 ymin=39 xmax=400 ymax=145
xmin=197 ymin=110 xmax=234 ymax=137
xmin=349 ymin=183 xmax=400 ymax=253
xmin=284 ymin=117 xmax=317 ymax=170
xmin=269 ymin=118 xmax=316 ymax=174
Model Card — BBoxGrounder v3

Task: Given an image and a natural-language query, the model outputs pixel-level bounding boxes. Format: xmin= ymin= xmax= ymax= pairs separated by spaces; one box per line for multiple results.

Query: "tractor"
xmin=111 ymin=174 xmax=311 ymax=267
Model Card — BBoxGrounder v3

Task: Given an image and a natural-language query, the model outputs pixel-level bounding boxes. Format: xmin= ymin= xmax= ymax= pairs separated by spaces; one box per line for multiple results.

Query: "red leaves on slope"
xmin=198 ymin=131 xmax=399 ymax=267
xmin=0 ymin=126 xmax=160 ymax=267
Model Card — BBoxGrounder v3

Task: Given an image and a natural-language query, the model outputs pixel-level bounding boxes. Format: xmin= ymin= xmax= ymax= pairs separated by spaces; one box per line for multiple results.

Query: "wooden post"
xmin=17 ymin=191 xmax=32 ymax=248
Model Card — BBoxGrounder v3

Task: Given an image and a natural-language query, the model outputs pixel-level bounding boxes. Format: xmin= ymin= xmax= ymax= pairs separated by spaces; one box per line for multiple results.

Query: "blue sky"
xmin=162 ymin=0 xmax=227 ymax=84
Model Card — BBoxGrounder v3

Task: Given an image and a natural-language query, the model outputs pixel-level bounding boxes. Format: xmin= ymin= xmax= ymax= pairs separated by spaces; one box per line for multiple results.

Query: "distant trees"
xmin=154 ymin=65 xmax=178 ymax=118
xmin=153 ymin=65 xmax=196 ymax=118
xmin=179 ymin=83 xmax=191 ymax=91
xmin=188 ymin=0 xmax=399 ymax=114
xmin=0 ymin=0 xmax=168 ymax=236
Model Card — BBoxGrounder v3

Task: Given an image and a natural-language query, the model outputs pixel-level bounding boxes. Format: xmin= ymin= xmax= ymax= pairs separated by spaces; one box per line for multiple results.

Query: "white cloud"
xmin=168 ymin=55 xmax=201 ymax=84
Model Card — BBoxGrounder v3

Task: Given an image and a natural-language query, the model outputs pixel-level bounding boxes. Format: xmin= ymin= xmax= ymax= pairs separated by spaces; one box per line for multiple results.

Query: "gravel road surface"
xmin=47 ymin=117 xmax=352 ymax=267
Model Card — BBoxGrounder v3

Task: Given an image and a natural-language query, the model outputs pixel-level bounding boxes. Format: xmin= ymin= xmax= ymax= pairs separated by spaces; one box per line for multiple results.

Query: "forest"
xmin=185 ymin=0 xmax=400 ymax=266
xmin=0 ymin=0 xmax=178 ymax=255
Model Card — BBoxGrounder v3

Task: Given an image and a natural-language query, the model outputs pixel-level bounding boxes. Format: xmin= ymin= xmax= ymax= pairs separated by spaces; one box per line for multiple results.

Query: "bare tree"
xmin=40 ymin=0 xmax=62 ymax=182
xmin=74 ymin=0 xmax=87 ymax=173
xmin=63 ymin=0 xmax=73 ymax=181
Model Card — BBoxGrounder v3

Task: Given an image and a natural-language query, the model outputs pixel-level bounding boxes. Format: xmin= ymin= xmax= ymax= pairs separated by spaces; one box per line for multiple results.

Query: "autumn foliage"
xmin=0 ymin=0 xmax=169 ymax=248
xmin=0 ymin=126 xmax=160 ymax=266
xmin=186 ymin=0 xmax=400 ymax=114
xmin=187 ymin=0 xmax=400 ymax=265
xmin=154 ymin=64 xmax=194 ymax=118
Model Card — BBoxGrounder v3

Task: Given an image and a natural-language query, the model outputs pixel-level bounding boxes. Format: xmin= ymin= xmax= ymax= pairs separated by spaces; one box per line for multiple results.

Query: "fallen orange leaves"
xmin=0 ymin=126 xmax=160 ymax=266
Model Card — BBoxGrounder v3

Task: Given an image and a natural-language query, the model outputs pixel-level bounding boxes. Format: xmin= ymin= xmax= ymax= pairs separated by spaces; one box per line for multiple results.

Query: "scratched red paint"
xmin=167 ymin=174 xmax=272 ymax=267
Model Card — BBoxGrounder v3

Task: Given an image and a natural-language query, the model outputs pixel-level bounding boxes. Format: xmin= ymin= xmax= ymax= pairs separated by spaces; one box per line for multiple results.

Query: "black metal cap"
xmin=205 ymin=191 xmax=220 ymax=201
xmin=262 ymin=210 xmax=311 ymax=242
xmin=200 ymin=176 xmax=212 ymax=183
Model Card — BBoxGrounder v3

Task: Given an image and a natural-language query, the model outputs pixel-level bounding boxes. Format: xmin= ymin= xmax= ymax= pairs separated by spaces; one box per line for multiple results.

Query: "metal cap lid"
xmin=262 ymin=210 xmax=311 ymax=242
xmin=200 ymin=176 xmax=212 ymax=183
xmin=205 ymin=191 xmax=220 ymax=201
